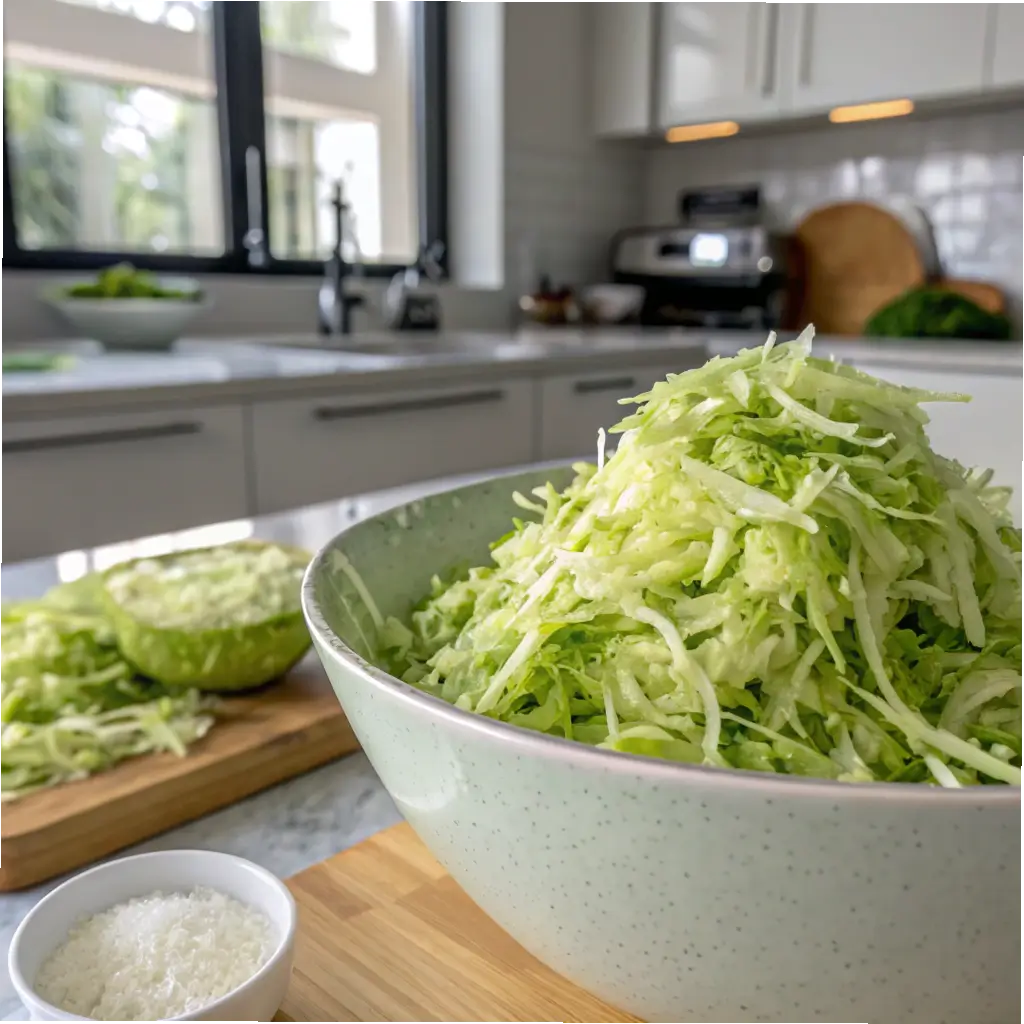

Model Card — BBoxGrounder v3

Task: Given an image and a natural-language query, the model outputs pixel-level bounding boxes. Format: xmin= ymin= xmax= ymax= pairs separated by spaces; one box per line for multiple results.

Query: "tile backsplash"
xmin=644 ymin=106 xmax=1024 ymax=338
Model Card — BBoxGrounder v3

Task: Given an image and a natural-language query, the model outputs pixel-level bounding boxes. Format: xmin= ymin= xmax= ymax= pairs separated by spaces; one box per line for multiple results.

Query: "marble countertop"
xmin=0 ymin=472 xmax=504 ymax=1020
xmin=4 ymin=327 xmax=1019 ymax=419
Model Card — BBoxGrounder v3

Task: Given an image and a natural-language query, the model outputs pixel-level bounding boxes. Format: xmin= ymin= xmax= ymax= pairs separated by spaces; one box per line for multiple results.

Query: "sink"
xmin=338 ymin=336 xmax=495 ymax=357
xmin=250 ymin=332 xmax=543 ymax=361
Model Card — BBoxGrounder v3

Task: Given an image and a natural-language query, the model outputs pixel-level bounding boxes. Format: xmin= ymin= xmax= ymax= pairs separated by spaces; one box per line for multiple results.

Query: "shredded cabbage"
xmin=378 ymin=330 xmax=1021 ymax=786
xmin=1 ymin=577 xmax=214 ymax=800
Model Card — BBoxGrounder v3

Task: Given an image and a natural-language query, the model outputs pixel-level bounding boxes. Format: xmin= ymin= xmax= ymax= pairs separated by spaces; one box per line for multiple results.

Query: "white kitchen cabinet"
xmin=539 ymin=364 xmax=683 ymax=463
xmin=592 ymin=2 xmax=655 ymax=137
xmin=778 ymin=4 xmax=988 ymax=114
xmin=2 ymin=405 xmax=249 ymax=562
xmin=850 ymin=362 xmax=1022 ymax=524
xmin=657 ymin=2 xmax=782 ymax=128
xmin=990 ymin=4 xmax=1024 ymax=89
xmin=250 ymin=380 xmax=535 ymax=515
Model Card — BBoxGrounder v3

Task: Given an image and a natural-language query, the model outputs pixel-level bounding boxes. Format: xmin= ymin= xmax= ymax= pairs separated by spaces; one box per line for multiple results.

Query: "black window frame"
xmin=1 ymin=0 xmax=448 ymax=279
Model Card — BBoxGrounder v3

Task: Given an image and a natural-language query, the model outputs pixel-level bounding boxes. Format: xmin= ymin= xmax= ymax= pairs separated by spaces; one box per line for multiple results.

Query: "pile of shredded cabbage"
xmin=1 ymin=578 xmax=214 ymax=800
xmin=379 ymin=331 xmax=1022 ymax=786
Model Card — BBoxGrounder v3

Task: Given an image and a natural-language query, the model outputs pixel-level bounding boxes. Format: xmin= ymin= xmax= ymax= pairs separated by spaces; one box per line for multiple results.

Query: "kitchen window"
xmin=1 ymin=0 xmax=448 ymax=277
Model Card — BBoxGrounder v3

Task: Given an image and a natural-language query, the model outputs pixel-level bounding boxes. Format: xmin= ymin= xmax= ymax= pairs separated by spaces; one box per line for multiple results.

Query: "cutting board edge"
xmin=0 ymin=718 xmax=360 ymax=893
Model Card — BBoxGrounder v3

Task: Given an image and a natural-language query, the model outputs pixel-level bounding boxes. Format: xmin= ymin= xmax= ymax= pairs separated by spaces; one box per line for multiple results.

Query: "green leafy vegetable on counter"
xmin=375 ymin=328 xmax=1022 ymax=786
xmin=1 ymin=584 xmax=214 ymax=801
xmin=64 ymin=262 xmax=202 ymax=301
xmin=2 ymin=352 xmax=76 ymax=374
xmin=864 ymin=287 xmax=1012 ymax=341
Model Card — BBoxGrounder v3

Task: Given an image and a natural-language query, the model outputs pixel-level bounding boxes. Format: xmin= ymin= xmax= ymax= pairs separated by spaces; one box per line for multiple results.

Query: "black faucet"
xmin=317 ymin=180 xmax=364 ymax=337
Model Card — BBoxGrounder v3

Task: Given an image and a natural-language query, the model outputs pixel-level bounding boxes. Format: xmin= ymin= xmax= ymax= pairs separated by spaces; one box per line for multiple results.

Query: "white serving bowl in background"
xmin=580 ymin=283 xmax=645 ymax=324
xmin=42 ymin=277 xmax=210 ymax=352
xmin=8 ymin=850 xmax=296 ymax=1022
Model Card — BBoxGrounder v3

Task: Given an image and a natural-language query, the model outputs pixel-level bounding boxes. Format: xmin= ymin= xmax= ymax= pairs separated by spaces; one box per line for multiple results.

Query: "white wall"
xmin=502 ymin=2 xmax=645 ymax=305
xmin=644 ymin=106 xmax=1024 ymax=337
xmin=3 ymin=2 xmax=647 ymax=343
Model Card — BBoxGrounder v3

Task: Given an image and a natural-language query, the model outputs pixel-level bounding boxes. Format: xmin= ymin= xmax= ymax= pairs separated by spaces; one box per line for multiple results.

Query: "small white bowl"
xmin=8 ymin=850 xmax=296 ymax=1022
xmin=580 ymin=283 xmax=645 ymax=324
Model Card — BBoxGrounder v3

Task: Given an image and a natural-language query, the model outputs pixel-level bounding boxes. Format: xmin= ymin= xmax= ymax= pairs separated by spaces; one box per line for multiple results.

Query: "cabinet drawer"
xmin=539 ymin=365 xmax=681 ymax=462
xmin=251 ymin=380 xmax=535 ymax=514
xmin=3 ymin=405 xmax=249 ymax=562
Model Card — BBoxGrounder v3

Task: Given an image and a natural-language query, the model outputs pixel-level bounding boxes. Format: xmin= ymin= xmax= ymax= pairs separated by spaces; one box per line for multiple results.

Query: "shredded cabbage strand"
xmin=379 ymin=330 xmax=1022 ymax=786
xmin=1 ymin=577 xmax=215 ymax=800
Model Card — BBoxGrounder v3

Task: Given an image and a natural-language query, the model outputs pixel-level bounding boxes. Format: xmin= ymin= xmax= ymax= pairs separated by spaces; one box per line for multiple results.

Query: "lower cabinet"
xmin=250 ymin=379 xmax=535 ymax=514
xmin=538 ymin=364 xmax=683 ymax=462
xmin=2 ymin=405 xmax=249 ymax=561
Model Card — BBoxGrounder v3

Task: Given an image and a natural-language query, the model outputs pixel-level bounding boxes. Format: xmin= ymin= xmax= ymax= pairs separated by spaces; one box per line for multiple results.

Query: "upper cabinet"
xmin=656 ymin=3 xmax=782 ymax=128
xmin=778 ymin=4 xmax=988 ymax=114
xmin=592 ymin=3 xmax=655 ymax=137
xmin=592 ymin=3 xmax=1020 ymax=140
xmin=990 ymin=3 xmax=1024 ymax=89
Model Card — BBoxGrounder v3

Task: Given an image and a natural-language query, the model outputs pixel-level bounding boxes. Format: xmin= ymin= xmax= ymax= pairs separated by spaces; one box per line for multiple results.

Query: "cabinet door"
xmin=251 ymin=381 xmax=535 ymax=515
xmin=2 ymin=405 xmax=249 ymax=562
xmin=539 ymin=365 xmax=682 ymax=463
xmin=990 ymin=4 xmax=1024 ymax=88
xmin=593 ymin=3 xmax=654 ymax=137
xmin=780 ymin=4 xmax=987 ymax=113
xmin=850 ymin=363 xmax=1022 ymax=525
xmin=657 ymin=3 xmax=781 ymax=128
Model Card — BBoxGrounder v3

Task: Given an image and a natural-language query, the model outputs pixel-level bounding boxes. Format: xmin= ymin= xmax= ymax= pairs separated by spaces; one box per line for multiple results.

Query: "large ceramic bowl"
xmin=303 ymin=465 xmax=1021 ymax=1024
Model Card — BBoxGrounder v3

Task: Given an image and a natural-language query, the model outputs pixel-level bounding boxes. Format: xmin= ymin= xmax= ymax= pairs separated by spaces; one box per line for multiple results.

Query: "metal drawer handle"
xmin=314 ymin=388 xmax=505 ymax=421
xmin=3 ymin=421 xmax=202 ymax=454
xmin=573 ymin=376 xmax=636 ymax=395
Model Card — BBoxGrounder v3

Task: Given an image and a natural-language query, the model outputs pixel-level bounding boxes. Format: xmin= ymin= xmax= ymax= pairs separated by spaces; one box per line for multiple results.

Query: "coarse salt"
xmin=34 ymin=886 xmax=273 ymax=1021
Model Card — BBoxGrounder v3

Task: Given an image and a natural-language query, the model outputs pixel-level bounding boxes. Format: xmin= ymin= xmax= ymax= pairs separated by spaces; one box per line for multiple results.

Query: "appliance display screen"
xmin=690 ymin=233 xmax=729 ymax=267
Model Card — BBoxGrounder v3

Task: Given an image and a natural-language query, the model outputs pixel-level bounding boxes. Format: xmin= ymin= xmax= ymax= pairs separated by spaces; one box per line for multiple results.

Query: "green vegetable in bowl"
xmin=102 ymin=541 xmax=312 ymax=691
xmin=864 ymin=287 xmax=1012 ymax=341
xmin=1 ymin=586 xmax=214 ymax=800
xmin=377 ymin=329 xmax=1022 ymax=786
xmin=65 ymin=262 xmax=201 ymax=301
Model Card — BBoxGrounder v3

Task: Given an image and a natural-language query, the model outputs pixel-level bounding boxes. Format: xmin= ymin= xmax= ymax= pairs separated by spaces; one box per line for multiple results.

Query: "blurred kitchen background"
xmin=3 ymin=0 xmax=1023 ymax=562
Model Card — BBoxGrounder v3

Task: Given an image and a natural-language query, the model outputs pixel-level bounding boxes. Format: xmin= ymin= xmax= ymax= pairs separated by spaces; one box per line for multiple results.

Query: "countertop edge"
xmin=4 ymin=333 xmax=1021 ymax=421
xmin=1 ymin=343 xmax=710 ymax=421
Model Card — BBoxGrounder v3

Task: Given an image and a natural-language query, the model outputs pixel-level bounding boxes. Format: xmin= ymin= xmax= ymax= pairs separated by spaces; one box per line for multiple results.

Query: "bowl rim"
xmin=44 ymin=295 xmax=210 ymax=309
xmin=302 ymin=462 xmax=1022 ymax=805
xmin=7 ymin=849 xmax=296 ymax=1022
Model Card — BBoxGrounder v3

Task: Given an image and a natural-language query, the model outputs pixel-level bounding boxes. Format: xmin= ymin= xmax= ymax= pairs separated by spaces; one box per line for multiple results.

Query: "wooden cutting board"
xmin=277 ymin=822 xmax=638 ymax=1023
xmin=793 ymin=201 xmax=928 ymax=336
xmin=0 ymin=657 xmax=358 ymax=892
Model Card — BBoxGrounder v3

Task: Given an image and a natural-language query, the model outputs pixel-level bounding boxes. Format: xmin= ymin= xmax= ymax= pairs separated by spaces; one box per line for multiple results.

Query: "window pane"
xmin=261 ymin=0 xmax=418 ymax=265
xmin=266 ymin=115 xmax=381 ymax=262
xmin=57 ymin=0 xmax=211 ymax=33
xmin=6 ymin=0 xmax=221 ymax=256
xmin=260 ymin=1 xmax=376 ymax=75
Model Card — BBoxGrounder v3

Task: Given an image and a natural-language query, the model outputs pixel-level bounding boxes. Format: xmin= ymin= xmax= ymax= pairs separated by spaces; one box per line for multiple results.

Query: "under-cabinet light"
xmin=665 ymin=120 xmax=740 ymax=143
xmin=828 ymin=99 xmax=914 ymax=124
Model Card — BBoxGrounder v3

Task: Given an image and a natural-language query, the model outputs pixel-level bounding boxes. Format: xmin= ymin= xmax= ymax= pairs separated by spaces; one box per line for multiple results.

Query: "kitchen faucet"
xmin=317 ymin=179 xmax=364 ymax=337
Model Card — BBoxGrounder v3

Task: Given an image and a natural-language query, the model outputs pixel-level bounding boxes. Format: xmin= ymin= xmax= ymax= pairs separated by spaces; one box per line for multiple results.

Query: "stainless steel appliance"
xmin=611 ymin=185 xmax=789 ymax=330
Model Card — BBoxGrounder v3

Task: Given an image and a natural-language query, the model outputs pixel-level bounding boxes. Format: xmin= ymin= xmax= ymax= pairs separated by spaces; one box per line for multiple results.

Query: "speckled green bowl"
xmin=303 ymin=465 xmax=1021 ymax=1024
